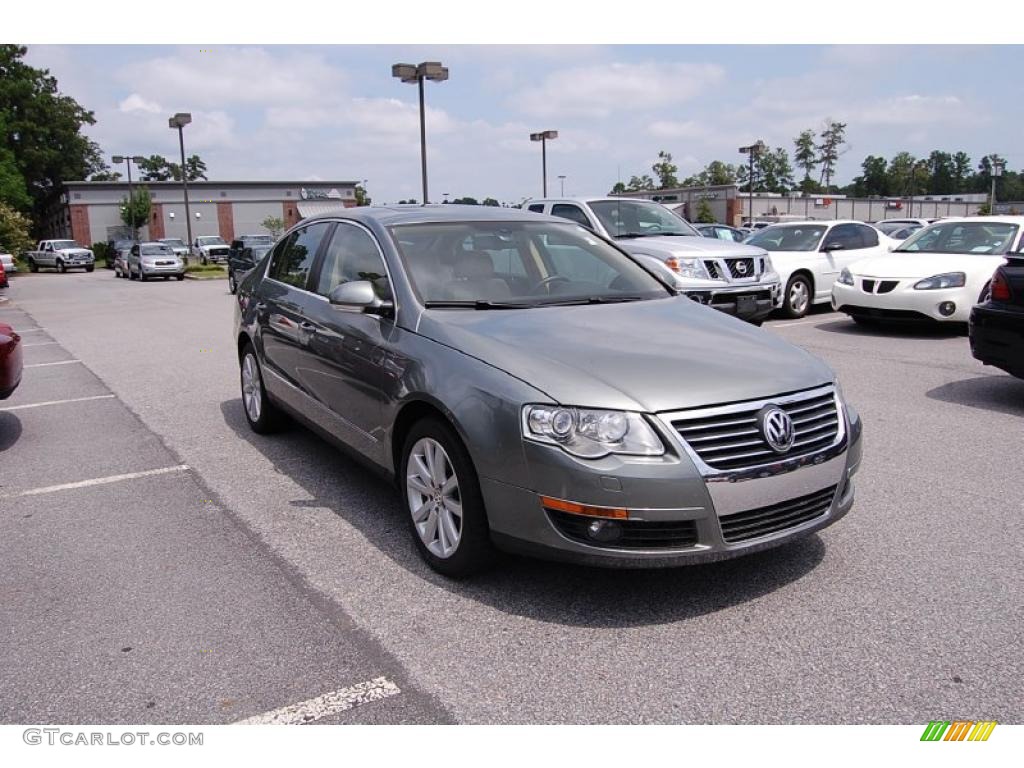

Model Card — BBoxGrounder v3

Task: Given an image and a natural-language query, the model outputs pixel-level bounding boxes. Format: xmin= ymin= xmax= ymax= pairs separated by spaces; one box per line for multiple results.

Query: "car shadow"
xmin=0 ymin=411 xmax=23 ymax=453
xmin=219 ymin=400 xmax=827 ymax=628
xmin=814 ymin=317 xmax=966 ymax=339
xmin=926 ymin=374 xmax=1024 ymax=416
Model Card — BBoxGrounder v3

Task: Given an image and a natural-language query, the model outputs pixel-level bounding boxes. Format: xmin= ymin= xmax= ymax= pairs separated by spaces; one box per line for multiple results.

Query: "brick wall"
xmin=217 ymin=202 xmax=235 ymax=242
xmin=69 ymin=204 xmax=92 ymax=246
xmin=149 ymin=204 xmax=166 ymax=240
xmin=282 ymin=202 xmax=300 ymax=230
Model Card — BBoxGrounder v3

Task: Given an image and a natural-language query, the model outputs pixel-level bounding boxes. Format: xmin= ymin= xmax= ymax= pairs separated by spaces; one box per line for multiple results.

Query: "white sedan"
xmin=744 ymin=220 xmax=896 ymax=318
xmin=832 ymin=217 xmax=1024 ymax=324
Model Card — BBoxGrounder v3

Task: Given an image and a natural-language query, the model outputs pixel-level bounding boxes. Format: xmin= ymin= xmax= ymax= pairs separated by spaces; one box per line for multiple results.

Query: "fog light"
xmin=938 ymin=301 xmax=956 ymax=317
xmin=587 ymin=519 xmax=622 ymax=543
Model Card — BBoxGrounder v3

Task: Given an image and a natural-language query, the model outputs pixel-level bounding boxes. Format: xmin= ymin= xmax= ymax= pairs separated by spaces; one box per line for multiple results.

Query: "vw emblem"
xmin=757 ymin=405 xmax=795 ymax=453
xmin=736 ymin=261 xmax=748 ymax=275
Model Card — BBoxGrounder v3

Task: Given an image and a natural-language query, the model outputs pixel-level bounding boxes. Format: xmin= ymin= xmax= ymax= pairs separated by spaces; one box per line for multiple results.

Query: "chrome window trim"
xmin=658 ymin=384 xmax=847 ymax=479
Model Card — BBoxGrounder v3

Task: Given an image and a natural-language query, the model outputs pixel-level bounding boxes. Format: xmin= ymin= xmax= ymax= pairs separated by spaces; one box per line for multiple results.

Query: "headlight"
xmin=762 ymin=255 xmax=779 ymax=282
xmin=522 ymin=405 xmax=665 ymax=459
xmin=664 ymin=256 xmax=708 ymax=280
xmin=914 ymin=272 xmax=965 ymax=290
xmin=837 ymin=268 xmax=854 ymax=286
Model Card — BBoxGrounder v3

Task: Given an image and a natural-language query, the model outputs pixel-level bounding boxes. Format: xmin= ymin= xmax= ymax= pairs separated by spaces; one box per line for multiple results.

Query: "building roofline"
xmin=64 ymin=180 xmax=360 ymax=187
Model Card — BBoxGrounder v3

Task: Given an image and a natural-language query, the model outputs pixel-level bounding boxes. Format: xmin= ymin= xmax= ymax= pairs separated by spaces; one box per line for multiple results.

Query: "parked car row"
xmin=113 ymin=242 xmax=186 ymax=281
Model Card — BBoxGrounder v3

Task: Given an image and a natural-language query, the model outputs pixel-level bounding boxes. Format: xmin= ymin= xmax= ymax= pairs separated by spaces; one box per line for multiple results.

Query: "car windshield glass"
xmin=141 ymin=245 xmax=171 ymax=255
xmin=747 ymin=225 xmax=827 ymax=252
xmin=389 ymin=221 xmax=669 ymax=307
xmin=198 ymin=237 xmax=226 ymax=245
xmin=51 ymin=240 xmax=78 ymax=250
xmin=895 ymin=222 xmax=1019 ymax=255
xmin=588 ymin=201 xmax=699 ymax=238
xmin=161 ymin=239 xmax=185 ymax=247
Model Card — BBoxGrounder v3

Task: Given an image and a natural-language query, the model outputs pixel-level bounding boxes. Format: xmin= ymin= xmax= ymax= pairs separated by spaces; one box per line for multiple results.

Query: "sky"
xmin=23 ymin=44 xmax=1024 ymax=204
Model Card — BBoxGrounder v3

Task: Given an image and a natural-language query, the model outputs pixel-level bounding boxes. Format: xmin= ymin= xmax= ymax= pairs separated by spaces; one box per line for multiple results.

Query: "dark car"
xmin=1 ymin=322 xmax=23 ymax=399
xmin=233 ymin=206 xmax=861 ymax=577
xmin=228 ymin=244 xmax=272 ymax=294
xmin=106 ymin=238 xmax=136 ymax=269
xmin=228 ymin=235 xmax=274 ymax=262
xmin=970 ymin=254 xmax=1024 ymax=379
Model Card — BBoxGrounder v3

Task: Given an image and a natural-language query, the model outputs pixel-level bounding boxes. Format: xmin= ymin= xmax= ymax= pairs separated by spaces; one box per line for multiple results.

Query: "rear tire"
xmin=176 ymin=274 xmax=185 ymax=281
xmin=400 ymin=417 xmax=495 ymax=578
xmin=782 ymin=274 xmax=812 ymax=319
xmin=139 ymin=271 xmax=147 ymax=282
xmin=240 ymin=344 xmax=285 ymax=434
xmin=228 ymin=271 xmax=237 ymax=294
xmin=163 ymin=275 xmax=170 ymax=281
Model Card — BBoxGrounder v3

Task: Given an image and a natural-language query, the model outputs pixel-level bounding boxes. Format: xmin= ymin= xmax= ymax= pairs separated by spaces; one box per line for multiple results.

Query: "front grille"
xmin=862 ymin=279 xmax=876 ymax=292
xmin=547 ymin=510 xmax=699 ymax=550
xmin=877 ymin=280 xmax=899 ymax=294
xmin=704 ymin=260 xmax=721 ymax=279
xmin=720 ymin=485 xmax=837 ymax=543
xmin=726 ymin=258 xmax=756 ymax=279
xmin=670 ymin=388 xmax=840 ymax=471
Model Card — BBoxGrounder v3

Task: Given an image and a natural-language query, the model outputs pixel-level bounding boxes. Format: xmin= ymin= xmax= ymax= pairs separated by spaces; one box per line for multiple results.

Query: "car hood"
xmin=613 ymin=235 xmax=767 ymax=259
xmin=415 ymin=297 xmax=832 ymax=412
xmin=849 ymin=252 xmax=1007 ymax=279
xmin=57 ymin=248 xmax=92 ymax=255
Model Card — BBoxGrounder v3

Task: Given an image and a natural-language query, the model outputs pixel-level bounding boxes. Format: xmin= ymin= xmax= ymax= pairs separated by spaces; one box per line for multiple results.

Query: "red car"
xmin=0 ymin=322 xmax=22 ymax=399
xmin=0 ymin=257 xmax=8 ymax=289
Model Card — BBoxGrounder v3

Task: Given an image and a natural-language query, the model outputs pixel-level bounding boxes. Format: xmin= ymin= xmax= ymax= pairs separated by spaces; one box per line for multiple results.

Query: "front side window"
xmin=269 ymin=223 xmax=330 ymax=288
xmin=527 ymin=204 xmax=545 ymax=213
xmin=551 ymin=204 xmax=592 ymax=229
xmin=896 ymin=222 xmax=1020 ymax=255
xmin=856 ymin=225 xmax=879 ymax=248
xmin=314 ymin=223 xmax=391 ymax=300
xmin=588 ymin=200 xmax=699 ymax=238
xmin=824 ymin=224 xmax=863 ymax=251
xmin=389 ymin=221 xmax=669 ymax=307
xmin=748 ymin=225 xmax=827 ymax=252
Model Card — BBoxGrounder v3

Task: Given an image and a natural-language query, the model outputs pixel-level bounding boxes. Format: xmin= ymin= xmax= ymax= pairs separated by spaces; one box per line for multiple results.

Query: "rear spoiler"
xmin=1004 ymin=251 xmax=1024 ymax=265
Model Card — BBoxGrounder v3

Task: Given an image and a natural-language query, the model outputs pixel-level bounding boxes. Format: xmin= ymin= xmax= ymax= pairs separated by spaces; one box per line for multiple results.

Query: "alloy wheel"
xmin=241 ymin=353 xmax=262 ymax=423
xmin=789 ymin=280 xmax=809 ymax=314
xmin=406 ymin=437 xmax=462 ymax=559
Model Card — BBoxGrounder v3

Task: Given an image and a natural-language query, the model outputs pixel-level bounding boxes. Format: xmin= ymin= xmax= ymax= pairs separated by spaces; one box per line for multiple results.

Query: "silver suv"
xmin=527 ymin=197 xmax=780 ymax=323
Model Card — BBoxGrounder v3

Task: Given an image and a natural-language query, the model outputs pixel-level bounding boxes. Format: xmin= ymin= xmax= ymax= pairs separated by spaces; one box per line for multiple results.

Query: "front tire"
xmin=228 ymin=271 xmax=237 ymax=294
xmin=240 ymin=344 xmax=284 ymax=434
xmin=401 ymin=417 xmax=495 ymax=577
xmin=28 ymin=258 xmax=38 ymax=273
xmin=86 ymin=265 xmax=94 ymax=273
xmin=56 ymin=259 xmax=66 ymax=274
xmin=782 ymin=274 xmax=812 ymax=319
xmin=175 ymin=274 xmax=185 ymax=281
xmin=139 ymin=270 xmax=147 ymax=282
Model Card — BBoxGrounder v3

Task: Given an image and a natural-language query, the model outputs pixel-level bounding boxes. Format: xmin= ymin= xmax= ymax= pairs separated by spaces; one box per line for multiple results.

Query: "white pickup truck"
xmin=191 ymin=236 xmax=230 ymax=265
xmin=26 ymin=240 xmax=95 ymax=273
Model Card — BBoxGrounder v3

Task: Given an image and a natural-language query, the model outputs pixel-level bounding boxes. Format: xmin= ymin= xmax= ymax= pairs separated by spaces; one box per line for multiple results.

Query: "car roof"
xmin=301 ymin=204 xmax=552 ymax=227
xmin=139 ymin=241 xmax=171 ymax=247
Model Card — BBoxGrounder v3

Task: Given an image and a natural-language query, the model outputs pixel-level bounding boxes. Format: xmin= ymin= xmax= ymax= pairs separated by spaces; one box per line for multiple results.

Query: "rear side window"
xmin=527 ymin=204 xmax=545 ymax=213
xmin=825 ymin=224 xmax=862 ymax=251
xmin=269 ymin=223 xmax=331 ymax=289
xmin=856 ymin=225 xmax=879 ymax=248
xmin=551 ymin=204 xmax=592 ymax=228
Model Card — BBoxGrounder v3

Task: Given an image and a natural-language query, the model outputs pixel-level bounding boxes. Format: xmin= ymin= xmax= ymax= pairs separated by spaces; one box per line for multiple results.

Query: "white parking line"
xmin=22 ymin=341 xmax=60 ymax=347
xmin=234 ymin=677 xmax=401 ymax=725
xmin=3 ymin=465 xmax=190 ymax=498
xmin=766 ymin=318 xmax=825 ymax=328
xmin=24 ymin=359 xmax=82 ymax=369
xmin=14 ymin=328 xmax=44 ymax=333
xmin=0 ymin=394 xmax=115 ymax=411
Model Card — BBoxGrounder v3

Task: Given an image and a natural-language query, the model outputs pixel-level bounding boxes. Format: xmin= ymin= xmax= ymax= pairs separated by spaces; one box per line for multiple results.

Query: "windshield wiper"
xmin=537 ymin=295 xmax=647 ymax=307
xmin=423 ymin=300 xmax=537 ymax=310
xmin=613 ymin=232 xmax=655 ymax=239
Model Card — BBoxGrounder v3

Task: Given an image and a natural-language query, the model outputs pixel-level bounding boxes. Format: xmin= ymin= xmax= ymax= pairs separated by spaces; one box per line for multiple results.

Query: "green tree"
xmin=794 ymin=129 xmax=817 ymax=189
xmin=0 ymin=146 xmax=31 ymax=211
xmin=694 ymin=197 xmax=716 ymax=223
xmin=354 ymin=185 xmax=371 ymax=206
xmin=816 ymin=120 xmax=848 ymax=192
xmin=0 ymin=201 xmax=34 ymax=257
xmin=120 ymin=186 xmax=152 ymax=232
xmin=951 ymin=151 xmax=972 ymax=193
xmin=261 ymin=216 xmax=285 ymax=239
xmin=482 ymin=197 xmax=500 ymax=206
xmin=89 ymin=169 xmax=122 ymax=182
xmin=854 ymin=155 xmax=888 ymax=197
xmin=138 ymin=155 xmax=174 ymax=182
xmin=183 ymin=155 xmax=208 ymax=181
xmin=758 ymin=148 xmax=794 ymax=194
xmin=652 ymin=150 xmax=679 ymax=189
xmin=626 ymin=174 xmax=655 ymax=191
xmin=609 ymin=181 xmax=627 ymax=195
xmin=926 ymin=151 xmax=954 ymax=194
xmin=910 ymin=159 xmax=931 ymax=196
xmin=0 ymin=45 xmax=104 ymax=229
xmin=887 ymin=152 xmax=917 ymax=198
xmin=452 ymin=196 xmax=479 ymax=205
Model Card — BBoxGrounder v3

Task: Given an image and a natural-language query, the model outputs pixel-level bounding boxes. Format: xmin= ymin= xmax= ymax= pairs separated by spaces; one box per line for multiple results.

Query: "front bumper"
xmin=484 ymin=400 xmax=862 ymax=567
xmin=141 ymin=263 xmax=185 ymax=276
xmin=685 ymin=283 xmax=780 ymax=321
xmin=832 ymin=279 xmax=971 ymax=323
xmin=970 ymin=304 xmax=1024 ymax=378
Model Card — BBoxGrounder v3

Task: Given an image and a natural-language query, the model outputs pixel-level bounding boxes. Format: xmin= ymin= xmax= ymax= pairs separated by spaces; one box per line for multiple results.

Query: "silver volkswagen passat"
xmin=234 ymin=207 xmax=862 ymax=577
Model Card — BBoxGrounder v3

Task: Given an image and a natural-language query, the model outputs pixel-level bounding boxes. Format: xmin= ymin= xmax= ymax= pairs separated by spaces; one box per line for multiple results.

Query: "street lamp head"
xmin=392 ymin=63 xmax=418 ymax=83
xmin=112 ymin=155 xmax=124 ymax=164
xmin=131 ymin=156 xmax=145 ymax=163
xmin=418 ymin=61 xmax=448 ymax=82
xmin=530 ymin=130 xmax=558 ymax=142
xmin=993 ymin=159 xmax=1006 ymax=177
xmin=171 ymin=112 xmax=192 ymax=128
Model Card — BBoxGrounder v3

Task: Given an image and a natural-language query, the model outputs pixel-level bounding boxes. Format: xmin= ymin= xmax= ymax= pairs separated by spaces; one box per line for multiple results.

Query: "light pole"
xmin=738 ymin=140 xmax=766 ymax=226
xmin=557 ymin=175 xmax=567 ymax=196
xmin=530 ymin=130 xmax=558 ymax=196
xmin=167 ymin=113 xmax=193 ymax=258
xmin=990 ymin=157 xmax=1005 ymax=215
xmin=392 ymin=61 xmax=449 ymax=205
xmin=112 ymin=154 xmax=146 ymax=241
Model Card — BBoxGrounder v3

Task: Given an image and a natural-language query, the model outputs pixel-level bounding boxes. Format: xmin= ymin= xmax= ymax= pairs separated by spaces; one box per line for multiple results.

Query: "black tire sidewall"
xmin=240 ymin=344 xmax=282 ymax=434
xmin=400 ymin=417 xmax=494 ymax=577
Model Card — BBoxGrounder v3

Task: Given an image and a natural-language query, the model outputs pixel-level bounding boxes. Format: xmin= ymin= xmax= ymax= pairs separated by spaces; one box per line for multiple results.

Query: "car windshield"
xmin=895 ymin=222 xmax=1020 ymax=255
xmin=588 ymin=200 xmax=699 ymax=238
xmin=390 ymin=221 xmax=670 ymax=308
xmin=747 ymin=225 xmax=827 ymax=252
xmin=161 ymin=239 xmax=185 ymax=247
xmin=51 ymin=240 xmax=78 ymax=249
xmin=141 ymin=245 xmax=172 ymax=255
xmin=198 ymin=237 xmax=226 ymax=246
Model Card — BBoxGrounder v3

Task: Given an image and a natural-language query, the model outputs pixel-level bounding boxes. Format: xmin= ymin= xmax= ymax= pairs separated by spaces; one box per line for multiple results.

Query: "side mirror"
xmin=823 ymin=241 xmax=844 ymax=252
xmin=328 ymin=280 xmax=393 ymax=317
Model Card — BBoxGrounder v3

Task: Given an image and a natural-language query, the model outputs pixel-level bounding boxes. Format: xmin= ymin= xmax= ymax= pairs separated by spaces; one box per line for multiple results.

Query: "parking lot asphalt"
xmin=2 ymin=271 xmax=1022 ymax=724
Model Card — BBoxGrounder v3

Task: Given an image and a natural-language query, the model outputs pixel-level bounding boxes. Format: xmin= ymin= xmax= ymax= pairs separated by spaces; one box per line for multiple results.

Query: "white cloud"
xmin=510 ymin=62 xmax=725 ymax=118
xmin=647 ymin=120 xmax=706 ymax=140
xmin=857 ymin=95 xmax=980 ymax=125
xmin=118 ymin=93 xmax=162 ymax=114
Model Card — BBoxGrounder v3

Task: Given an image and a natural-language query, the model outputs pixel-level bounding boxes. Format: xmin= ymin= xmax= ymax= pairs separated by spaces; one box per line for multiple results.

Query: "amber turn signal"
xmin=539 ymin=496 xmax=629 ymax=519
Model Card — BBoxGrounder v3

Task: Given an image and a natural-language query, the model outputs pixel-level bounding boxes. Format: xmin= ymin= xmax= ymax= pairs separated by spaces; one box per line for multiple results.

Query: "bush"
xmin=184 ymin=263 xmax=225 ymax=274
xmin=91 ymin=242 xmax=109 ymax=261
xmin=0 ymin=202 xmax=34 ymax=258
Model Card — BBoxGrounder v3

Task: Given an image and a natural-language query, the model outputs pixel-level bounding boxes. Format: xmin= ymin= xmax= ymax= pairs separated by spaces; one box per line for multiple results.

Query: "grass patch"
xmin=185 ymin=264 xmax=226 ymax=274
